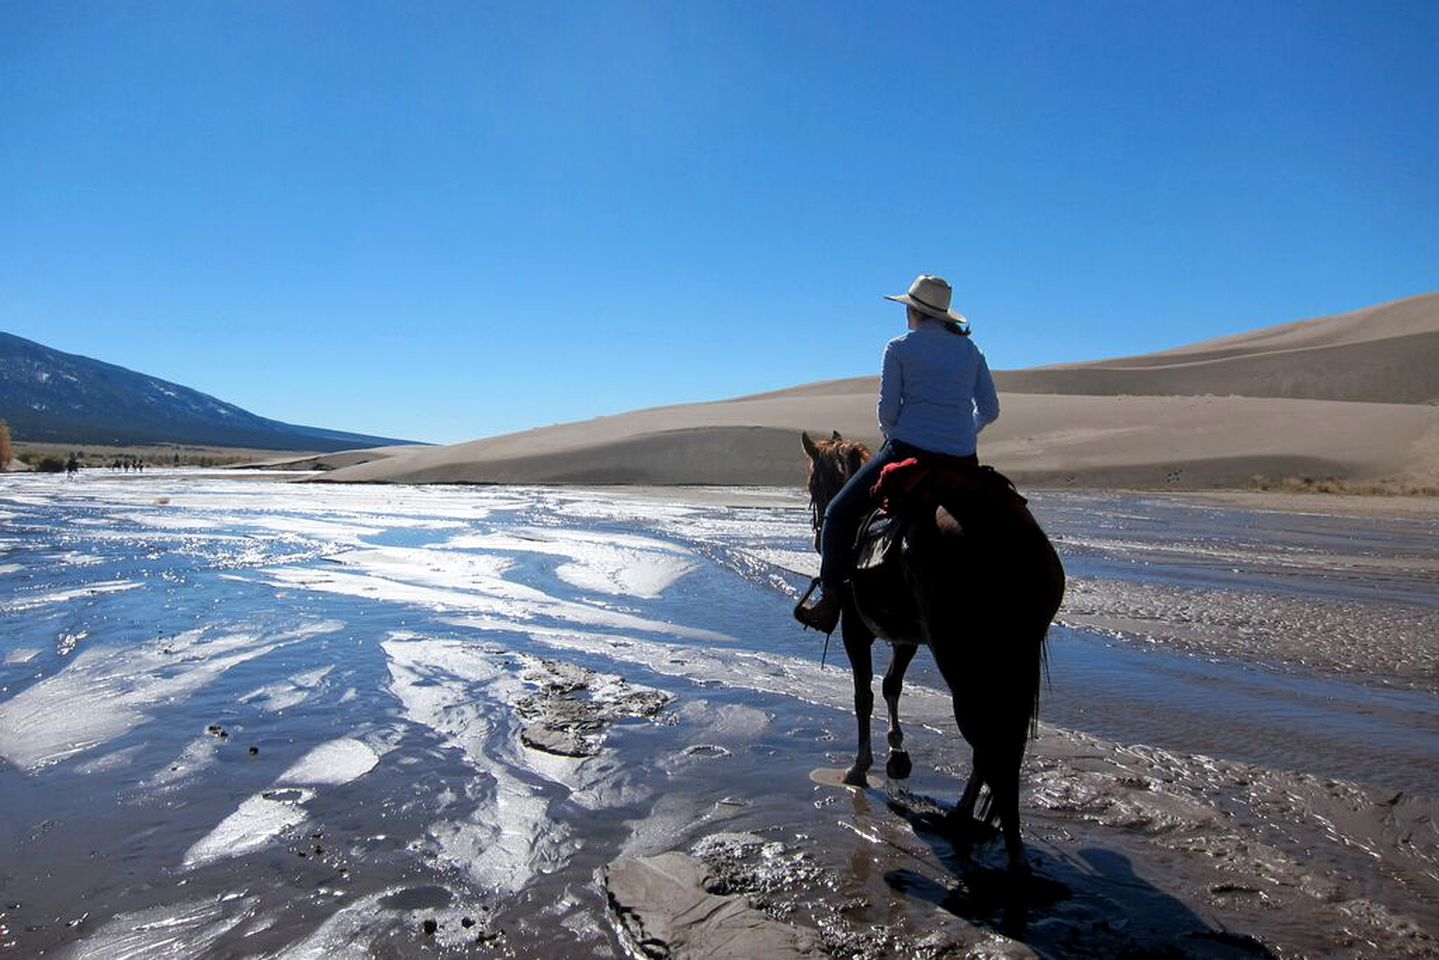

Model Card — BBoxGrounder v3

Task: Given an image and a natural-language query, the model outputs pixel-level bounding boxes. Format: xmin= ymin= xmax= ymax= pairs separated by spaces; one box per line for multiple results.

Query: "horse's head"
xmin=801 ymin=430 xmax=872 ymax=551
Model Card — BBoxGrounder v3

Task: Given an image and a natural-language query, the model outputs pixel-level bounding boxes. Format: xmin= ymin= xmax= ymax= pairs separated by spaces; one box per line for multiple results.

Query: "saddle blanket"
xmin=869 ymin=457 xmax=1030 ymax=522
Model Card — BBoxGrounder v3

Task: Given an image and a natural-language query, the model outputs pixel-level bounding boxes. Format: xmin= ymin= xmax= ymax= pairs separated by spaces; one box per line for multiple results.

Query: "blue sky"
xmin=3 ymin=2 xmax=1435 ymax=444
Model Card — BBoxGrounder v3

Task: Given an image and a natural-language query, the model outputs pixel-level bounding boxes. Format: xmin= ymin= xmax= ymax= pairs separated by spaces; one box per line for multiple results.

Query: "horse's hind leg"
xmin=938 ymin=764 xmax=985 ymax=856
xmin=841 ymin=613 xmax=875 ymax=787
xmin=882 ymin=643 xmax=918 ymax=779
xmin=990 ymin=743 xmax=1030 ymax=876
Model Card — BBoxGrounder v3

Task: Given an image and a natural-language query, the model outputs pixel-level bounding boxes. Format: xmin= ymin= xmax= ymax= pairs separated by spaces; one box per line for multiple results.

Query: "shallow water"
xmin=1 ymin=473 xmax=1436 ymax=957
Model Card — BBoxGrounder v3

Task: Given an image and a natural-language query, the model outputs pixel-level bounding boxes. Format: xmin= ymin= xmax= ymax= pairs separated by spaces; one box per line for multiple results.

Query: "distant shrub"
xmin=34 ymin=455 xmax=67 ymax=473
xmin=0 ymin=420 xmax=11 ymax=465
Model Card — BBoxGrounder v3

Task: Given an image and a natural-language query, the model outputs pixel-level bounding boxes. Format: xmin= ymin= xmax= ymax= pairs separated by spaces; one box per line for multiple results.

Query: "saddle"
xmin=849 ymin=458 xmax=1035 ymax=644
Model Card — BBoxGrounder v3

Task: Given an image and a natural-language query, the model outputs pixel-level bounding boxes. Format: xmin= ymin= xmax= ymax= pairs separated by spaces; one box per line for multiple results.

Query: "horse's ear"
xmin=801 ymin=432 xmax=820 ymax=461
xmin=831 ymin=430 xmax=842 ymax=441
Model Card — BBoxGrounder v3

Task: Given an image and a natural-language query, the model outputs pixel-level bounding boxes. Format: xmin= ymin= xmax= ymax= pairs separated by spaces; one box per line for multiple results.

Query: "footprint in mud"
xmin=657 ymin=743 xmax=733 ymax=773
xmin=682 ymin=744 xmax=730 ymax=759
xmin=260 ymin=788 xmax=306 ymax=802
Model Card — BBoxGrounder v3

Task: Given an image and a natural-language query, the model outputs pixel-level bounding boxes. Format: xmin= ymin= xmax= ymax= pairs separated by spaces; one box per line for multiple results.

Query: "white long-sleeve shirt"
xmin=877 ymin=321 xmax=999 ymax=457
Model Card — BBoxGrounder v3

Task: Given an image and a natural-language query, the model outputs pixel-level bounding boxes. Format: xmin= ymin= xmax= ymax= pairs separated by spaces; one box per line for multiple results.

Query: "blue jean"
xmin=818 ymin=441 xmax=905 ymax=588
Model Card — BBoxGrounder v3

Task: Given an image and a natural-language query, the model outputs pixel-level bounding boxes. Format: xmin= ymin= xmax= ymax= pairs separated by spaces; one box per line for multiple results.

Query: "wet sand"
xmin=1 ymin=472 xmax=1436 ymax=957
xmin=1173 ymin=489 xmax=1439 ymax=520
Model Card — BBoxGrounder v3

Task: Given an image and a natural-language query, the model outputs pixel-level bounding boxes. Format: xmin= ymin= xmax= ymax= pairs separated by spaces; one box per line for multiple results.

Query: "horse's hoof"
xmin=942 ymin=810 xmax=975 ymax=852
xmin=841 ymin=766 xmax=869 ymax=787
xmin=1006 ymin=853 xmax=1032 ymax=879
xmin=885 ymin=751 xmax=912 ymax=780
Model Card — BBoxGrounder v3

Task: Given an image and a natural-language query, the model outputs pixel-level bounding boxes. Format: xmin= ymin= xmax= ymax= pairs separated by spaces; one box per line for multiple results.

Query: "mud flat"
xmin=0 ymin=474 xmax=1435 ymax=956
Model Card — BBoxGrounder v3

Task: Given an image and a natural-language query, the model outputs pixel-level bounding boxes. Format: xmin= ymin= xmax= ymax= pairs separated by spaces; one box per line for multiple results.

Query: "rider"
xmin=794 ymin=274 xmax=1000 ymax=633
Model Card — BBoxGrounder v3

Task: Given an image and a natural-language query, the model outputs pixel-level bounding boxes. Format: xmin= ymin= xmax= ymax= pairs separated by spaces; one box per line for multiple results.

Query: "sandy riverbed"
xmin=1 ymin=472 xmax=1435 ymax=957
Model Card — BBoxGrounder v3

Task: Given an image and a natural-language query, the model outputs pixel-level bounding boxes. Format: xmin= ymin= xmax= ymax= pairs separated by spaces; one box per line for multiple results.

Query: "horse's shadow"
xmin=885 ymin=791 xmax=1275 ymax=959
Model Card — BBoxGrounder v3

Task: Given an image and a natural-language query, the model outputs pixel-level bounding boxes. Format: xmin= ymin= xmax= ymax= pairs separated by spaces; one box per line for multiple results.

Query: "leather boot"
xmin=793 ymin=579 xmax=841 ymax=634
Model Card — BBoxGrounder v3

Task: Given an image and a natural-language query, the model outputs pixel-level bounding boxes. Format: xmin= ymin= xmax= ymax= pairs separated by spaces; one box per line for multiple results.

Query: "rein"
xmin=804 ymin=466 xmax=845 ymax=538
xmin=807 ymin=489 xmax=826 ymax=536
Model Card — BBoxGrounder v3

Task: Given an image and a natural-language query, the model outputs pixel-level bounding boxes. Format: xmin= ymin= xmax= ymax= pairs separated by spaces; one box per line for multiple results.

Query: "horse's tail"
xmin=1029 ymin=621 xmax=1050 ymax=740
xmin=1030 ymin=535 xmax=1065 ymax=738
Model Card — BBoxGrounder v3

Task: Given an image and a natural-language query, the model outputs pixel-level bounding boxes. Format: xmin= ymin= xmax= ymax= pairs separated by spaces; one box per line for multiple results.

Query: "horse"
xmin=800 ymin=430 xmax=1065 ymax=873
xmin=799 ymin=431 xmax=923 ymax=784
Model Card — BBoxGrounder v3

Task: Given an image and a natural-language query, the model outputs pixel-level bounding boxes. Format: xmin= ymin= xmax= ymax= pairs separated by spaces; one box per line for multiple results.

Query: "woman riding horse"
xmin=794 ymin=274 xmax=1000 ymax=633
xmin=796 ymin=277 xmax=1062 ymax=875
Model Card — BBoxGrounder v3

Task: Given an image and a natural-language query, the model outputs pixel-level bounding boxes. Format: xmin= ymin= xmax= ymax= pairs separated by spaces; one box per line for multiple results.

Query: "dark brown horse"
xmin=801 ymin=430 xmax=1065 ymax=873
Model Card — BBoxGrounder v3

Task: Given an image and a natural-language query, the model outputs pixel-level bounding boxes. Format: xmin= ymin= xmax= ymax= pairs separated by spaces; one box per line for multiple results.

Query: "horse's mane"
xmin=805 ymin=435 xmax=872 ymax=497
xmin=802 ymin=433 xmax=873 ymax=535
xmin=816 ymin=438 xmax=871 ymax=469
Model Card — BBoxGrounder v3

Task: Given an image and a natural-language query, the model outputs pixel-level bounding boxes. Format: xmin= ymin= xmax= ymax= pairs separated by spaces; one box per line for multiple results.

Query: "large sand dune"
xmin=320 ymin=293 xmax=1439 ymax=489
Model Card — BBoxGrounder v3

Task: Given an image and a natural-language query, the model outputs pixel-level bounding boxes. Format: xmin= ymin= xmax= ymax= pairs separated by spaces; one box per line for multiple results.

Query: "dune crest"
xmin=997 ymin=293 xmax=1439 ymax=404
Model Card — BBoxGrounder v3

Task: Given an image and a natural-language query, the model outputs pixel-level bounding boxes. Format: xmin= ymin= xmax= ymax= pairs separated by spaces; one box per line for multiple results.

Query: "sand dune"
xmin=320 ymin=394 xmax=1438 ymax=490
xmin=316 ymin=294 xmax=1439 ymax=490
xmin=240 ymin=446 xmax=419 ymax=472
xmin=997 ymin=293 xmax=1439 ymax=403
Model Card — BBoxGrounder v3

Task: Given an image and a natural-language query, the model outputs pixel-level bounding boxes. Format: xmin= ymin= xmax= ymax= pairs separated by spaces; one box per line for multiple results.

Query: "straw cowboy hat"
xmin=885 ymin=275 xmax=968 ymax=324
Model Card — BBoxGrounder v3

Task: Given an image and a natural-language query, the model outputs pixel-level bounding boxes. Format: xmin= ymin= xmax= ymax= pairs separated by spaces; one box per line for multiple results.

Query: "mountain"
xmin=994 ymin=293 xmax=1439 ymax=404
xmin=0 ymin=332 xmax=417 ymax=452
xmin=305 ymin=293 xmax=1439 ymax=490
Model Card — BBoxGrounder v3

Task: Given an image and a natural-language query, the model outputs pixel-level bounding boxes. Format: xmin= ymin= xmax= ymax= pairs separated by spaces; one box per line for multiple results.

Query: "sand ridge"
xmin=998 ymin=292 xmax=1439 ymax=403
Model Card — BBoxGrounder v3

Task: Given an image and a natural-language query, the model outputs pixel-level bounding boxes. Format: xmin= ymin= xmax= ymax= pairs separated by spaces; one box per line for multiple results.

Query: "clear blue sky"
xmin=3 ymin=2 xmax=1435 ymax=444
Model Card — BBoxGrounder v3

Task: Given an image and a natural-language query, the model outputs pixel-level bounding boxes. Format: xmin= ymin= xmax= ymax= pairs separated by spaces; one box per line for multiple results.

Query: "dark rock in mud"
xmin=605 ymin=852 xmax=820 ymax=958
xmin=516 ymin=658 xmax=673 ymax=758
xmin=517 ymin=699 xmax=606 ymax=757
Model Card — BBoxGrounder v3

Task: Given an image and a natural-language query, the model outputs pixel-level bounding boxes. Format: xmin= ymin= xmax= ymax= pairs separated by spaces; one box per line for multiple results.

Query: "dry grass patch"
xmin=1249 ymin=474 xmax=1439 ymax=497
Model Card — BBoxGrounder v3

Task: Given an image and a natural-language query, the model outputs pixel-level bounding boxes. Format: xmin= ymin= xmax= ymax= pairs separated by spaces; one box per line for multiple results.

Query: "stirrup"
xmin=794 ymin=577 xmax=821 ymax=614
xmin=793 ymin=578 xmax=841 ymax=634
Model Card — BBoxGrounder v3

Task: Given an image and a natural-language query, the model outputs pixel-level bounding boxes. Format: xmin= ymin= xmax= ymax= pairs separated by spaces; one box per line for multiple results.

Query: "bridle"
xmin=807 ymin=485 xmax=828 ymax=539
xmin=805 ymin=444 xmax=860 ymax=548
